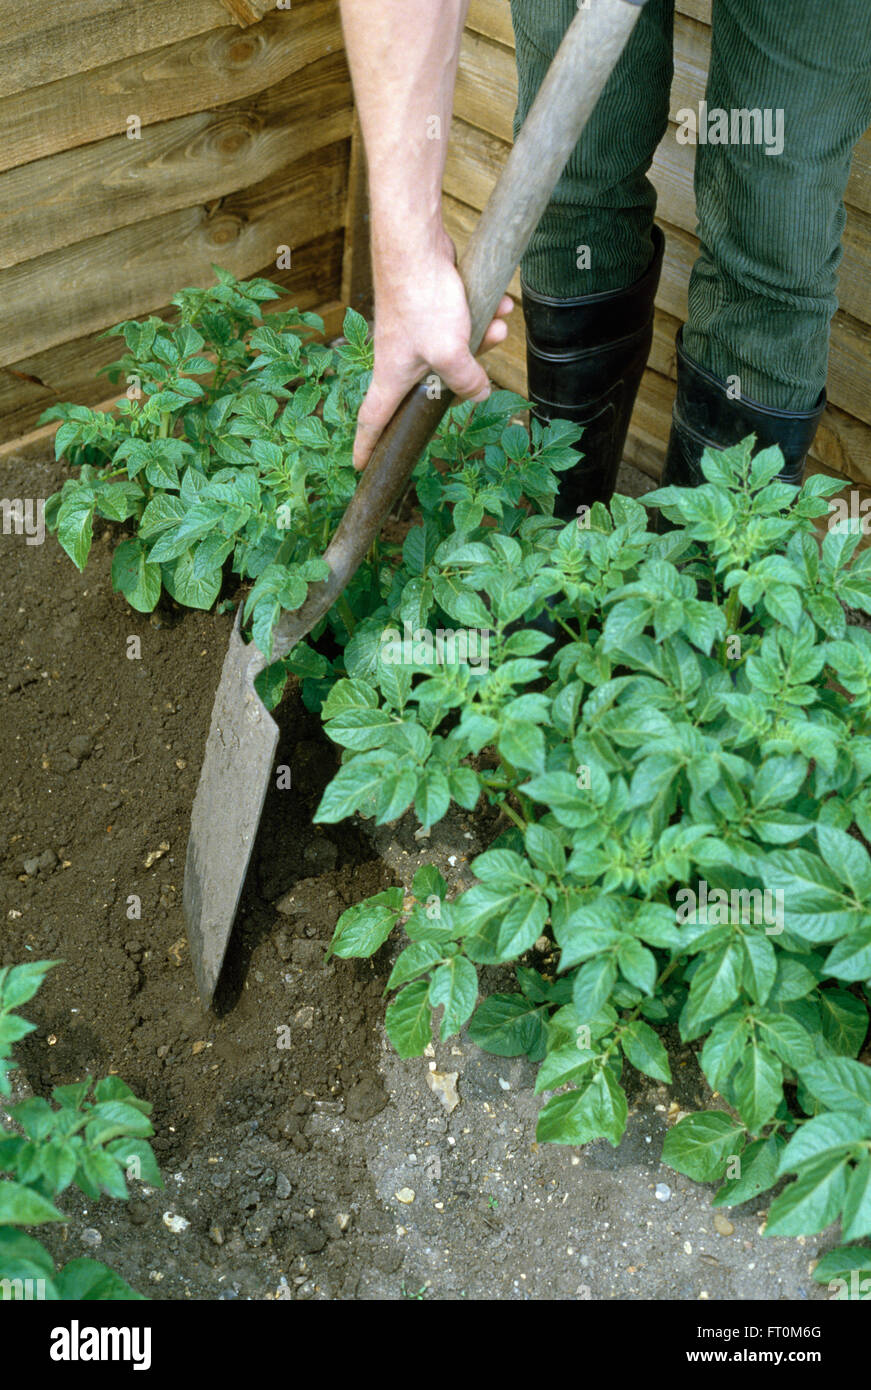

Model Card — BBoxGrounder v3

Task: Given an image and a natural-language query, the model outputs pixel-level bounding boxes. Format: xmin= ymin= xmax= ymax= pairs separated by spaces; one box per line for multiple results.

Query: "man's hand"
xmin=338 ymin=1 xmax=510 ymax=469
xmin=353 ymin=233 xmax=513 ymax=470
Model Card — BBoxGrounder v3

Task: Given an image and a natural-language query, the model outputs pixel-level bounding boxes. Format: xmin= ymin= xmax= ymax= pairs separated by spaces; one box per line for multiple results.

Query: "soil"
xmin=0 ymin=452 xmax=837 ymax=1300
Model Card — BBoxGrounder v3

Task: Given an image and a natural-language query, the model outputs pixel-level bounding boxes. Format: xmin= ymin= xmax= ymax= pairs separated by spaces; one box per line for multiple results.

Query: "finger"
xmin=479 ymin=317 xmax=510 ymax=354
xmin=353 ymin=380 xmax=408 ymax=470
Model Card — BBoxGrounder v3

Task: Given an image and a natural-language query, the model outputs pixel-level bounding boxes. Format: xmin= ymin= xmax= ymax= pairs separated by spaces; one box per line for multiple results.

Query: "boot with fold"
xmin=661 ymin=328 xmax=826 ymax=492
xmin=522 ymin=225 xmax=665 ymax=521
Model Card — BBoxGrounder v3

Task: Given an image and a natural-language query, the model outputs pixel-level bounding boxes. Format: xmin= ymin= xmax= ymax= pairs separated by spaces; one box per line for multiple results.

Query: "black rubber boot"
xmin=522 ymin=226 xmax=665 ymax=521
xmin=661 ymin=328 xmax=826 ymax=491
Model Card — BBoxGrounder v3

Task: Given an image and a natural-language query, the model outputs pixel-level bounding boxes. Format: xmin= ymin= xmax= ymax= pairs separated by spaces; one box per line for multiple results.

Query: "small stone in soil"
xmin=276 ymin=1173 xmax=292 ymax=1199
xmin=346 ymin=1076 xmax=388 ymax=1122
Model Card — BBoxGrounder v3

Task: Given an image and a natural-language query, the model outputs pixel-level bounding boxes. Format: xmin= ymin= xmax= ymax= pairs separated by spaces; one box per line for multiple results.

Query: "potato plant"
xmin=0 ymin=961 xmax=160 ymax=1300
xmin=42 ymin=267 xmax=577 ymax=710
xmin=320 ymin=440 xmax=871 ymax=1286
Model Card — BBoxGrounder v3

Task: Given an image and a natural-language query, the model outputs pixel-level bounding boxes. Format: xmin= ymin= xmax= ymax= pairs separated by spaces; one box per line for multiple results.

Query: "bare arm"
xmin=339 ymin=0 xmax=513 ymax=468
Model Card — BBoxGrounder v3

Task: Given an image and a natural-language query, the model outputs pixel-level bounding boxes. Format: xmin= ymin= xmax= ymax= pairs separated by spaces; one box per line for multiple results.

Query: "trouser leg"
xmin=510 ymin=0 xmax=674 ymax=513
xmin=510 ymin=0 xmax=674 ymax=296
xmin=683 ymin=0 xmax=871 ymax=412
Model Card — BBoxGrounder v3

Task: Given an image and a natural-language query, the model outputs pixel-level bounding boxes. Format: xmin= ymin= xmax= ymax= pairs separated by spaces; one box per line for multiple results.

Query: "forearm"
xmin=339 ymin=0 xmax=468 ymax=270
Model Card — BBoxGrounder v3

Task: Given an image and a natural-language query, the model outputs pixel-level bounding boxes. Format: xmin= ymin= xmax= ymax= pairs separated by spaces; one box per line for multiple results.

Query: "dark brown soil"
xmin=1 ymin=450 xmax=404 ymax=1300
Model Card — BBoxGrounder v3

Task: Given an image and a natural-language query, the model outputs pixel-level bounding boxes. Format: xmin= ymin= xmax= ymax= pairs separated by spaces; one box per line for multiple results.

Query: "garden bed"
xmin=0 ymin=446 xmax=841 ymax=1300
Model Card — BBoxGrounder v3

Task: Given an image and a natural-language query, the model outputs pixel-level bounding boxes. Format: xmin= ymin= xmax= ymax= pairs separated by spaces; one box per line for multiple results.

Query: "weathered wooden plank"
xmin=0 ymin=0 xmax=237 ymax=101
xmin=0 ymin=0 xmax=344 ymax=175
xmin=340 ymin=112 xmax=374 ymax=320
xmin=0 ymin=139 xmax=349 ymax=368
xmin=217 ymin=0 xmax=279 ymax=24
xmin=0 ymin=51 xmax=352 ymax=269
xmin=0 ymin=230 xmax=344 ymax=443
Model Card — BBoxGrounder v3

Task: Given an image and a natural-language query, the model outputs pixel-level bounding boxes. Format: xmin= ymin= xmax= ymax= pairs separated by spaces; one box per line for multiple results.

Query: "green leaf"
xmin=385 ymin=980 xmax=432 ymax=1058
xmin=84 ymin=1101 xmax=154 ymax=1144
xmin=328 ymin=887 xmax=403 ymax=960
xmin=764 ymin=1154 xmax=851 ymax=1237
xmin=700 ymin=1009 xmax=750 ymax=1094
xmin=386 ymin=940 xmax=444 ymax=991
xmin=412 ymin=865 xmax=447 ymax=901
xmin=572 ymin=954 xmax=618 ymax=1022
xmin=468 ymin=993 xmax=545 ymax=1058
xmin=817 ymin=825 xmax=871 ymax=898
xmin=778 ymin=1111 xmax=869 ymax=1176
xmin=0 ymin=1181 xmax=66 ymax=1226
xmin=111 ymin=537 xmax=162 ymax=613
xmin=842 ymin=1152 xmax=871 ymax=1240
xmin=682 ymin=943 xmax=743 ymax=1036
xmin=315 ymin=755 xmax=391 ymax=822
xmin=414 ymin=766 xmax=451 ymax=830
xmin=741 ymin=933 xmax=777 ymax=1004
xmin=429 ymin=957 xmax=478 ymax=1039
xmin=712 ymin=1134 xmax=784 ymax=1208
xmin=463 ymin=890 xmax=548 ymax=965
xmin=524 ymin=823 xmax=565 ymax=879
xmin=620 ymin=1019 xmax=672 ymax=1083
xmin=730 ymin=1042 xmax=783 ymax=1132
xmin=10 ymin=1098 xmax=54 ymax=1141
xmin=57 ymin=491 xmax=96 ymax=570
xmin=164 ymin=549 xmax=221 ymax=609
xmin=819 ymin=989 xmax=869 ymax=1058
xmin=662 ymin=1111 xmax=746 ymax=1183
xmin=536 ymin=1070 xmax=627 ymax=1147
xmin=825 ymin=931 xmax=871 ymax=984
xmin=0 ymin=1226 xmax=56 ymax=1282
xmin=53 ymin=1258 xmax=145 ymax=1301
xmin=374 ymin=765 xmax=418 ymax=824
xmin=617 ymin=938 xmax=656 ymax=996
xmin=0 ymin=960 xmax=56 ymax=1010
xmin=812 ymin=1246 xmax=871 ymax=1293
xmin=106 ymin=1138 xmax=163 ymax=1188
xmin=758 ymin=1011 xmax=816 ymax=1069
xmin=448 ymin=765 xmax=480 ymax=810
xmin=533 ymin=1043 xmax=597 ymax=1094
xmin=799 ymin=1057 xmax=871 ymax=1120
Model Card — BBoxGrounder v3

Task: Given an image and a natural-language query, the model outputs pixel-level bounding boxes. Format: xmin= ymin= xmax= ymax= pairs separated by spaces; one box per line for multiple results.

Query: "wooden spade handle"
xmin=269 ymin=0 xmax=647 ymax=666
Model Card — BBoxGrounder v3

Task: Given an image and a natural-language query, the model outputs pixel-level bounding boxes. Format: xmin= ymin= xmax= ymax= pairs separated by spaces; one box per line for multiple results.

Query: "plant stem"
xmin=336 ymin=594 xmax=356 ymax=635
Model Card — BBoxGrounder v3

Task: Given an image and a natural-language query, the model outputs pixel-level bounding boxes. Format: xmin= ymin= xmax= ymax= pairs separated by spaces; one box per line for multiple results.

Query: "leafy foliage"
xmin=321 ymin=438 xmax=871 ymax=1262
xmin=0 ymin=961 xmax=160 ymax=1300
xmin=43 ymin=268 xmax=577 ymax=709
xmin=44 ymin=273 xmax=871 ymax=1262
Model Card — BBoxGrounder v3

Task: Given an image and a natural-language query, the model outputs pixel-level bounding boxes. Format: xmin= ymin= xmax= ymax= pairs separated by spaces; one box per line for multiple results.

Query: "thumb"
xmin=436 ymin=348 xmax=490 ymax=404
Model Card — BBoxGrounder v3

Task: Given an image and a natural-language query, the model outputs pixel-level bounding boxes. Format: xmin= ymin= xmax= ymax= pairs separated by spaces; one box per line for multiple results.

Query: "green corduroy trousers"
xmin=509 ymin=0 xmax=871 ymax=410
